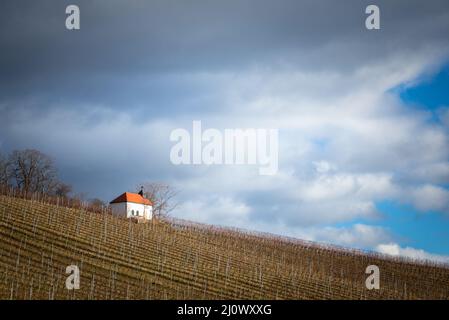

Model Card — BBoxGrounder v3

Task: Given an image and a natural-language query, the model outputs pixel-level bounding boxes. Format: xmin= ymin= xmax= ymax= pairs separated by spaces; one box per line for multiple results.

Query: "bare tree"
xmin=69 ymin=192 xmax=89 ymax=209
xmin=138 ymin=182 xmax=179 ymax=218
xmin=0 ymin=152 xmax=8 ymax=186
xmin=7 ymin=149 xmax=58 ymax=194
xmin=89 ymin=198 xmax=106 ymax=208
xmin=87 ymin=198 xmax=106 ymax=212
xmin=54 ymin=182 xmax=72 ymax=198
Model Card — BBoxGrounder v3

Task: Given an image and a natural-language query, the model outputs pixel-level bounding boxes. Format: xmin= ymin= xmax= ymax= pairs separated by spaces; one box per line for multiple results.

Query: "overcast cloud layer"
xmin=1 ymin=0 xmax=449 ymax=261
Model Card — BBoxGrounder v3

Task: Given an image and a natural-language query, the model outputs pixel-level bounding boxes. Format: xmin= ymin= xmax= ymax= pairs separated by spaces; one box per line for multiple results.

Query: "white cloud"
xmin=313 ymin=161 xmax=336 ymax=174
xmin=176 ymin=196 xmax=251 ymax=226
xmin=310 ymin=224 xmax=392 ymax=249
xmin=408 ymin=162 xmax=449 ymax=185
xmin=376 ymin=243 xmax=449 ymax=264
xmin=408 ymin=185 xmax=449 ymax=214
xmin=438 ymin=107 xmax=449 ymax=127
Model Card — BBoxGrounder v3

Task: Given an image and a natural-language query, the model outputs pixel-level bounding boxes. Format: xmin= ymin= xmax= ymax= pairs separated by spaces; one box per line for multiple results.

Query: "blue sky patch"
xmin=398 ymin=63 xmax=449 ymax=110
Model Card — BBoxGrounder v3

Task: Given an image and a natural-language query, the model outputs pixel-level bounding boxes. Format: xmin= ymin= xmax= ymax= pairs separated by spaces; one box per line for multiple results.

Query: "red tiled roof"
xmin=110 ymin=192 xmax=153 ymax=206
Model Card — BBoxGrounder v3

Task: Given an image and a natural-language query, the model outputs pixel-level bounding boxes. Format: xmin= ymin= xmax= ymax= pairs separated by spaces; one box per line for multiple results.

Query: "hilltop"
xmin=0 ymin=195 xmax=448 ymax=299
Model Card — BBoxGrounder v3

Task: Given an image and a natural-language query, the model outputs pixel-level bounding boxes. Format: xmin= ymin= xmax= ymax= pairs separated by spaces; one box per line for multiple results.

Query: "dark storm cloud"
xmin=1 ymin=0 xmax=449 ymax=115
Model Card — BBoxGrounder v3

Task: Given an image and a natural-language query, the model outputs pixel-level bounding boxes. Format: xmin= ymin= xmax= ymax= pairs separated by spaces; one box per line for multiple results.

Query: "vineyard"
xmin=0 ymin=194 xmax=448 ymax=300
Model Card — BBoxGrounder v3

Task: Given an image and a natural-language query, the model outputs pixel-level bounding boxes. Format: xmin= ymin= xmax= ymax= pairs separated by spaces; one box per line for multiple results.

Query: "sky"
xmin=1 ymin=0 xmax=449 ymax=263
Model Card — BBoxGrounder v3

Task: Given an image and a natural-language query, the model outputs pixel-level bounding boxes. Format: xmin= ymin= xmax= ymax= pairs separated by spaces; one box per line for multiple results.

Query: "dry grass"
xmin=0 ymin=194 xmax=448 ymax=300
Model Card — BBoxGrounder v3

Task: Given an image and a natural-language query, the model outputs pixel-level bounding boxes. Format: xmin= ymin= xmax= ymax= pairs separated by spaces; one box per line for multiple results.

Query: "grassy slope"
xmin=0 ymin=195 xmax=448 ymax=300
